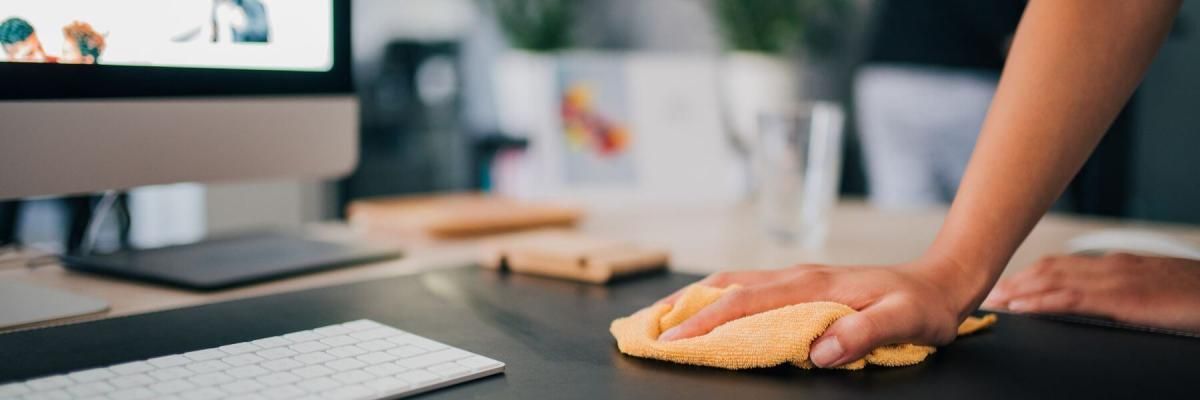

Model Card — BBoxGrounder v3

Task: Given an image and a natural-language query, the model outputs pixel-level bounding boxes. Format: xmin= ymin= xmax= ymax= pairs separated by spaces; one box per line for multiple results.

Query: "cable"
xmin=79 ymin=190 xmax=120 ymax=256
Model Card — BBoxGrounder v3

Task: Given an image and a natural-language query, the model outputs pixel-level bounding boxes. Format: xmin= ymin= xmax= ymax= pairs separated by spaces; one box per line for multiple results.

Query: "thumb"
xmin=809 ymin=304 xmax=905 ymax=368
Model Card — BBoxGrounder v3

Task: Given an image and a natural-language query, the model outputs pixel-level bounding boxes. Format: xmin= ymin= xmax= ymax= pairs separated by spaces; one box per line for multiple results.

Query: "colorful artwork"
xmin=557 ymin=57 xmax=637 ymax=185
xmin=561 ymin=83 xmax=631 ymax=157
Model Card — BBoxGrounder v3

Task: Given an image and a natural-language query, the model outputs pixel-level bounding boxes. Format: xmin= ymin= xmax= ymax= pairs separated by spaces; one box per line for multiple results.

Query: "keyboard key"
xmin=364 ymin=363 xmax=406 ymax=377
xmin=320 ymin=335 xmax=357 ymax=347
xmin=21 ymin=389 xmax=70 ymax=400
xmin=313 ymin=325 xmax=352 ymax=337
xmin=108 ymin=386 xmax=157 ymax=400
xmin=293 ymin=364 xmax=335 ymax=379
xmin=386 ymin=345 xmax=427 ymax=358
xmin=385 ymin=335 xmax=415 ymax=346
xmin=297 ymin=377 xmax=340 ymax=393
xmin=331 ymin=370 xmax=374 ymax=384
xmin=322 ymin=385 xmax=374 ymax=400
xmin=223 ymin=353 xmax=266 ymax=366
xmin=259 ymin=385 xmax=307 ymax=399
xmin=350 ymin=327 xmax=400 ymax=341
xmin=395 ymin=349 xmax=471 ymax=370
xmin=149 ymin=366 xmax=194 ymax=381
xmin=356 ymin=339 xmax=396 ymax=352
xmin=250 ymin=337 xmax=292 ymax=349
xmin=109 ymin=361 xmax=155 ymax=375
xmin=148 ymin=355 xmax=192 ymax=368
xmin=178 ymin=387 xmax=226 ymax=400
xmin=220 ymin=379 xmax=266 ymax=394
xmin=68 ymin=368 xmax=116 ymax=383
xmin=294 ymin=352 xmax=336 ymax=365
xmin=281 ymin=331 xmax=321 ymax=343
xmin=407 ymin=337 xmax=449 ymax=351
xmin=356 ymin=351 xmax=398 ymax=365
xmin=109 ymin=373 xmax=155 ymax=388
xmin=25 ymin=376 xmax=72 ymax=391
xmin=261 ymin=358 xmax=303 ymax=372
xmin=186 ymin=360 xmax=231 ymax=374
xmin=183 ymin=349 xmax=228 ymax=362
xmin=66 ymin=381 xmax=116 ymax=397
xmin=227 ymin=365 xmax=270 ymax=379
xmin=256 ymin=372 xmax=301 ymax=386
xmin=226 ymin=394 xmax=269 ymax=400
xmin=189 ymin=372 xmax=234 ymax=386
xmin=458 ymin=356 xmax=504 ymax=371
xmin=150 ymin=379 xmax=197 ymax=394
xmin=363 ymin=377 xmax=410 ymax=394
xmin=427 ymin=362 xmax=471 ymax=379
xmin=256 ymin=347 xmax=297 ymax=360
xmin=220 ymin=342 xmax=262 ymax=355
xmin=0 ymin=383 xmax=30 ymax=396
xmin=327 ymin=345 xmax=367 ymax=358
xmin=326 ymin=358 xmax=367 ymax=372
xmin=289 ymin=340 xmax=329 ymax=354
xmin=395 ymin=370 xmax=439 ymax=385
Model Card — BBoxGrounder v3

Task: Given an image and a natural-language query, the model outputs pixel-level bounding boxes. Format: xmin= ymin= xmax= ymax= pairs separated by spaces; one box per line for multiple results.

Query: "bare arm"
xmin=924 ymin=0 xmax=1182 ymax=315
xmin=657 ymin=0 xmax=1182 ymax=368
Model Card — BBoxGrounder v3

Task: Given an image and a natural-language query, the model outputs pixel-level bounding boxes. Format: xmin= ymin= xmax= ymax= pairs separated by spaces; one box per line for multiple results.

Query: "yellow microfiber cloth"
xmin=610 ymin=285 xmax=997 ymax=370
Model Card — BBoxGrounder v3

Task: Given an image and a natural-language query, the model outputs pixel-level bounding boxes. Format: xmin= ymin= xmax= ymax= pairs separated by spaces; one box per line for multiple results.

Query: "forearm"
xmin=919 ymin=0 xmax=1181 ymax=312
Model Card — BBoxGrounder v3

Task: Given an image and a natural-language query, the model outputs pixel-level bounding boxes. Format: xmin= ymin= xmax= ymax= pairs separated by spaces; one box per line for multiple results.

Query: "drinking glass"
xmin=753 ymin=102 xmax=845 ymax=248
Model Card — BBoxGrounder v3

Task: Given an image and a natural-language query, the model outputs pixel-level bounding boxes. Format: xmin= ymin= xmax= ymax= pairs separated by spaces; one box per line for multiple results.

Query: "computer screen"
xmin=0 ymin=0 xmax=354 ymax=200
xmin=1 ymin=0 xmax=333 ymax=71
xmin=0 ymin=0 xmax=349 ymax=100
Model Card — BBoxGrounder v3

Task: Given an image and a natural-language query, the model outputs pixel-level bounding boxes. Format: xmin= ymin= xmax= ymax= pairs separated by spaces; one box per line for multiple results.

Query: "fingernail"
xmin=1008 ymin=300 xmax=1030 ymax=312
xmin=658 ymin=327 xmax=682 ymax=341
xmin=810 ymin=337 xmax=845 ymax=367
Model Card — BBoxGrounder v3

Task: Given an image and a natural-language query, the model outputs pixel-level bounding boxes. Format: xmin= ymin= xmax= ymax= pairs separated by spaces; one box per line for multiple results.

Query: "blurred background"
xmin=6 ymin=0 xmax=1200 ymax=253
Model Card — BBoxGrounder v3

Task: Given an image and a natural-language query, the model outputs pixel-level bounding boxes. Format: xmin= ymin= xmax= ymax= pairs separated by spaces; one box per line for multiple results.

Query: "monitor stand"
xmin=60 ymin=229 xmax=403 ymax=291
xmin=0 ymin=280 xmax=109 ymax=331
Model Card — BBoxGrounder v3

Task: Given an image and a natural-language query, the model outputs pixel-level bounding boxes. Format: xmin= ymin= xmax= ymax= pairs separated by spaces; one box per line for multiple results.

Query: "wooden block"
xmin=347 ymin=193 xmax=583 ymax=238
xmin=481 ymin=231 xmax=669 ymax=284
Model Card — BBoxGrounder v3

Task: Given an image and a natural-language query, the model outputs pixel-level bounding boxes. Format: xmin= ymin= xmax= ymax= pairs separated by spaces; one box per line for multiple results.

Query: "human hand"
xmin=655 ymin=260 xmax=983 ymax=368
xmin=984 ymin=253 xmax=1200 ymax=333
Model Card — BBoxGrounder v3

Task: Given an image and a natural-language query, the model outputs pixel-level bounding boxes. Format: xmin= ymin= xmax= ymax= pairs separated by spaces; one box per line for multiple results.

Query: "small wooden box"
xmin=481 ymin=231 xmax=669 ymax=284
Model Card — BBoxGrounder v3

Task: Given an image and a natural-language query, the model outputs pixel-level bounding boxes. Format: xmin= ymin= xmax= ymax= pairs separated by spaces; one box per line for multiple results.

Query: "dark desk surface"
xmin=1 ymin=267 xmax=1195 ymax=398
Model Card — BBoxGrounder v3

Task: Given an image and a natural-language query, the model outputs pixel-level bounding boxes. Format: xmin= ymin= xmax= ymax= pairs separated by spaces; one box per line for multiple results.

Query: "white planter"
xmin=719 ymin=52 xmax=802 ymax=197
xmin=492 ymin=50 xmax=560 ymax=141
xmin=490 ymin=50 xmax=562 ymax=199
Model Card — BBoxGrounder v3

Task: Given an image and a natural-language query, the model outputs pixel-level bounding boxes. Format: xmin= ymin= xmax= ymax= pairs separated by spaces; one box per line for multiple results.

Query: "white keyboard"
xmin=0 ymin=320 xmax=504 ymax=400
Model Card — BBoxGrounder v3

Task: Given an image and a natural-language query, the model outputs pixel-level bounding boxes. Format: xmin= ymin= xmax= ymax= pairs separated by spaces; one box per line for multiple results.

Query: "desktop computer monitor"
xmin=0 ymin=0 xmax=355 ymax=199
xmin=0 ymin=1 xmax=396 ymax=329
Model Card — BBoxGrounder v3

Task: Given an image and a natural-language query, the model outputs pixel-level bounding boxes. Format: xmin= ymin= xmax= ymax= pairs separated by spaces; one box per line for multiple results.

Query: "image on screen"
xmin=0 ymin=0 xmax=333 ymax=71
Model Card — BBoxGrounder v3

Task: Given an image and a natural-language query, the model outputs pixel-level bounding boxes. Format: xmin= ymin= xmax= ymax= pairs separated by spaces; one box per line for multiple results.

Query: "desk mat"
xmin=1 ymin=267 xmax=1196 ymax=399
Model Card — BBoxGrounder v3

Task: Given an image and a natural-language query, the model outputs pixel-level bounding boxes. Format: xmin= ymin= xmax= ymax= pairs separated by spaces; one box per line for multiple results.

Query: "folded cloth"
xmin=610 ymin=285 xmax=996 ymax=370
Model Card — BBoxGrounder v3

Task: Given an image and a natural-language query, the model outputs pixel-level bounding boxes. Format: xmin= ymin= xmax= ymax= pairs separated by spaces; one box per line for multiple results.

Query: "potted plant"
xmin=479 ymin=0 xmax=573 ymax=141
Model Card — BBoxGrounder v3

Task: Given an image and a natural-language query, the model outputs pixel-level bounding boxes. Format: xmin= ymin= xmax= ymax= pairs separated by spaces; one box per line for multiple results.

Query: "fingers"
xmin=985 ymin=255 xmax=1104 ymax=309
xmin=658 ymin=282 xmax=801 ymax=341
xmin=810 ymin=300 xmax=916 ymax=368
xmin=655 ymin=268 xmax=793 ymax=306
xmin=1006 ymin=290 xmax=1090 ymax=315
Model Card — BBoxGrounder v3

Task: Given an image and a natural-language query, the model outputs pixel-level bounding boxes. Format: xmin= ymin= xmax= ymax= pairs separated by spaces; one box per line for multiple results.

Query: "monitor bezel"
xmin=0 ymin=1 xmax=352 ymax=100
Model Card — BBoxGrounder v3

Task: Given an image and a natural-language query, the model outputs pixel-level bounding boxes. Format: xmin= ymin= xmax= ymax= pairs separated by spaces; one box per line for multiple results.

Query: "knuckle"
xmin=792 ymin=268 xmax=831 ymax=284
xmin=1103 ymin=253 xmax=1140 ymax=271
xmin=706 ymin=271 xmax=732 ymax=286
xmin=790 ymin=264 xmax=822 ymax=272
xmin=1032 ymin=257 xmax=1059 ymax=274
xmin=1058 ymin=289 xmax=1083 ymax=309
